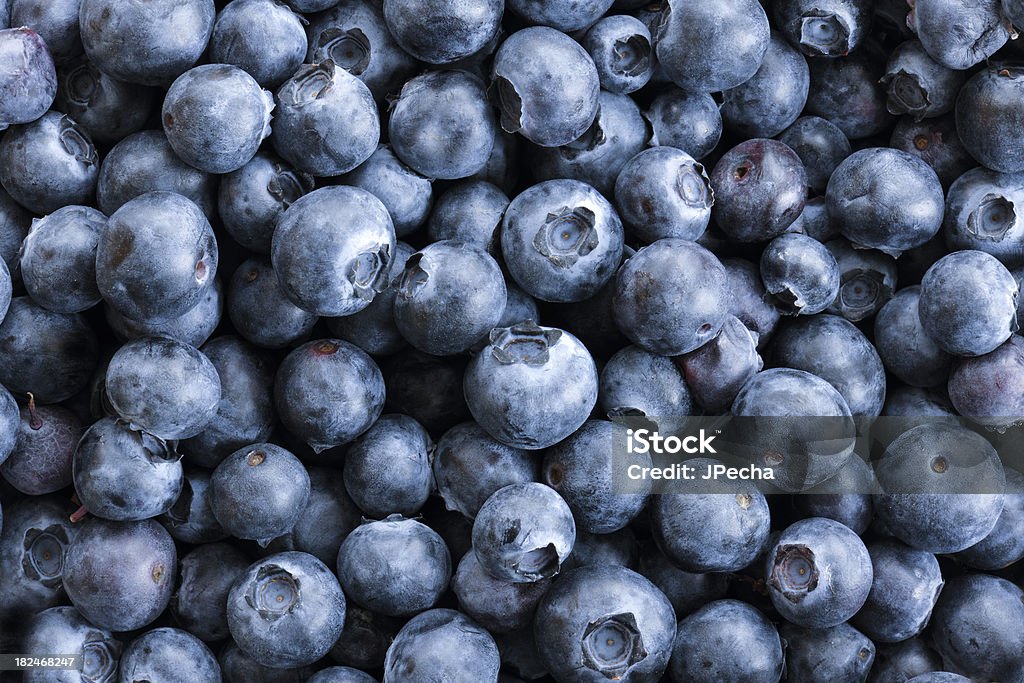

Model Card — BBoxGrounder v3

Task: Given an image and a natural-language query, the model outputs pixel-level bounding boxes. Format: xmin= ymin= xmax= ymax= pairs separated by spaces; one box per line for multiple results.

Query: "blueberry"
xmin=491 ymin=26 xmax=600 ymax=148
xmin=54 ymin=58 xmax=157 ymax=144
xmin=874 ymin=286 xmax=952 ymax=387
xmin=958 ymin=65 xmax=1024 ymax=174
xmin=656 ymin=0 xmax=770 ymax=93
xmin=106 ymin=277 xmax=223 ymax=349
xmin=777 ymin=116 xmax=852 ymax=194
xmin=276 ymin=466 xmax=361 ymax=570
xmin=507 ymin=0 xmax=613 ymax=31
xmin=472 ymin=482 xmax=575 ymax=582
xmin=825 ymin=238 xmax=898 ymax=322
xmin=917 ymin=249 xmax=1019 ymax=356
xmin=766 ymin=314 xmax=886 ymax=416
xmin=227 ymin=258 xmax=318 ymax=350
xmin=210 ymin=443 xmax=310 ymax=544
xmin=502 ymin=179 xmax=623 ymax=302
xmin=943 ymin=166 xmax=1024 ymax=266
xmin=327 ymin=241 xmax=415 ymax=357
xmin=779 ymin=622 xmax=875 ymax=683
xmin=383 ymin=608 xmax=500 ymax=682
xmin=0 ymin=496 xmax=78 ymax=617
xmin=432 ymin=421 xmax=538 ymax=520
xmin=614 ymin=146 xmax=713 ymax=243
xmin=210 ymin=0 xmax=307 ymax=89
xmin=272 ymin=61 xmax=380 ymax=176
xmin=343 ymin=414 xmax=433 ymax=518
xmin=0 ymin=398 xmax=81 ymax=496
xmin=0 ymin=28 xmax=56 ymax=128
xmin=9 ymin=0 xmax=82 ymax=64
xmin=104 ymin=337 xmax=221 ymax=440
xmin=0 ymin=258 xmax=9 ymax=325
xmin=180 ymin=335 xmax=277 ymax=467
xmin=0 ymin=111 xmax=98 ymax=214
xmin=796 ymin=452 xmax=876 ymax=535
xmin=652 ymin=459 xmax=771 ymax=572
xmin=711 ymin=138 xmax=807 ymax=243
xmin=531 ymin=91 xmax=649 ymax=198
xmin=599 ymin=344 xmax=694 ymax=431
xmin=643 ymin=87 xmax=723 ymax=161
xmin=218 ymin=151 xmax=313 ymax=254
xmin=427 ymin=181 xmax=508 ymax=256
xmin=806 ymin=53 xmax=894 ymax=139
xmin=271 ymin=186 xmax=395 ymax=318
xmin=394 ymin=240 xmax=506 ymax=355
xmin=62 ymin=518 xmax=176 ymax=632
xmin=95 ymin=131 xmax=218 ymax=219
xmin=19 ymin=205 xmax=105 ymax=314
xmin=159 ymin=467 xmax=226 ymax=545
xmin=882 ymin=40 xmax=966 ymax=120
xmin=760 ymin=233 xmax=841 ymax=316
xmin=720 ymin=33 xmax=809 ymax=139
xmin=909 ymin=0 xmax=1009 ymax=70
xmin=536 ymin=565 xmax=676 ymax=682
xmin=678 ymin=316 xmax=763 ymax=414
xmin=389 ymin=70 xmax=497 ymax=180
xmin=873 ymin=423 xmax=1005 ymax=553
xmin=473 ymin=128 xmax=522 ymax=193
xmin=0 ymin=297 xmax=98 ymax=403
xmin=336 ymin=515 xmax=451 ymax=616
xmin=543 ymin=420 xmax=650 ymax=534
xmin=929 ymin=574 xmax=1024 ymax=681
xmin=344 ymin=145 xmax=433 ymax=237
xmin=635 ymin=540 xmax=729 ymax=617
xmin=21 ymin=606 xmax=121 ymax=683
xmin=383 ymin=0 xmax=502 ymax=64
xmin=452 ymin=549 xmax=552 ymax=633
xmin=954 ymin=466 xmax=1024 ymax=569
xmin=219 ymin=640 xmax=311 ymax=682
xmin=613 ymin=239 xmax=731 ymax=355
xmin=96 ymin=191 xmax=218 ymax=324
xmin=668 ymin=600 xmax=783 ymax=683
xmin=162 ymin=64 xmax=273 ymax=174
xmin=775 ymin=0 xmax=872 ymax=56
xmin=582 ymin=15 xmax=653 ymax=94
xmin=791 ymin=195 xmax=842 ymax=243
xmin=766 ymin=517 xmax=872 ymax=628
xmin=905 ymin=674 xmax=972 ymax=683
xmin=826 ymin=147 xmax=945 ymax=255
xmin=464 ymin=322 xmax=598 ymax=449
xmin=227 ymin=551 xmax=346 ymax=668
xmin=73 ymin=418 xmax=183 ymax=521
xmin=722 ymin=258 xmax=782 ymax=346
xmin=78 ymin=0 xmax=215 ymax=86
xmin=304 ymin=0 xmax=418 ymax=105
xmin=948 ymin=334 xmax=1024 ymax=430
xmin=119 ymin=628 xmax=220 ymax=682
xmin=870 ymin=639 xmax=944 ymax=683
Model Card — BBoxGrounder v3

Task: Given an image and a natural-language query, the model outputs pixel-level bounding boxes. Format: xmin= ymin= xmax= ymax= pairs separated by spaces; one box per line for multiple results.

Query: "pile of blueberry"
xmin=1 ymin=0 xmax=1024 ymax=681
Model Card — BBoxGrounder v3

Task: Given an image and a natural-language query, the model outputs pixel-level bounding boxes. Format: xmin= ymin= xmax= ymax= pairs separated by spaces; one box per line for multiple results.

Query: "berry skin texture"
xmin=668 ymin=600 xmax=783 ymax=683
xmin=0 ymin=28 xmax=57 ymax=129
xmin=118 ymin=628 xmax=220 ymax=683
xmin=383 ymin=608 xmax=500 ymax=683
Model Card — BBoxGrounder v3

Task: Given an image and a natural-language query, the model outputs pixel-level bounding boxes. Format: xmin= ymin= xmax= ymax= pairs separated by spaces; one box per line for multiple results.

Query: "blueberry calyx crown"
xmin=799 ymin=12 xmax=851 ymax=56
xmin=280 ymin=62 xmax=337 ymax=107
xmin=510 ymin=542 xmax=560 ymax=581
xmin=534 ymin=206 xmax=599 ymax=268
xmin=59 ymin=116 xmax=97 ymax=165
xmin=677 ymin=161 xmax=714 ymax=209
xmin=350 ymin=244 xmax=391 ymax=302
xmin=839 ymin=268 xmax=889 ymax=316
xmin=967 ymin=194 xmax=1016 ymax=242
xmin=22 ymin=525 xmax=69 ymax=587
xmin=769 ymin=544 xmax=819 ymax=603
xmin=883 ymin=70 xmax=930 ymax=117
xmin=612 ymin=35 xmax=652 ymax=77
xmin=62 ymin=62 xmax=99 ymax=107
xmin=489 ymin=321 xmax=563 ymax=366
xmin=581 ymin=612 xmax=647 ymax=677
xmin=314 ymin=28 xmax=371 ymax=76
xmin=247 ymin=565 xmax=301 ymax=620
xmin=493 ymin=76 xmax=523 ymax=134
xmin=267 ymin=164 xmax=313 ymax=209
xmin=82 ymin=639 xmax=119 ymax=681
